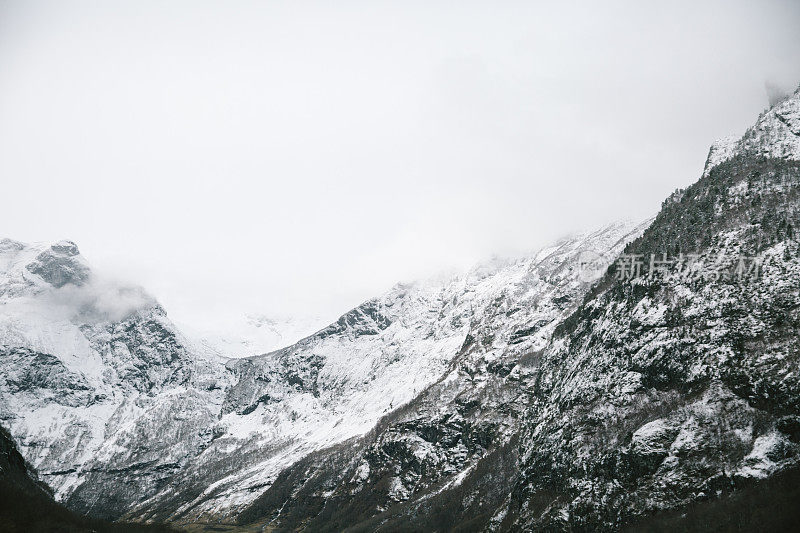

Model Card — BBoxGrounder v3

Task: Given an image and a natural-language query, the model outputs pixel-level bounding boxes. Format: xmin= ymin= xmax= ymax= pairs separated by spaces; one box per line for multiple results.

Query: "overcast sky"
xmin=1 ymin=0 xmax=799 ymax=324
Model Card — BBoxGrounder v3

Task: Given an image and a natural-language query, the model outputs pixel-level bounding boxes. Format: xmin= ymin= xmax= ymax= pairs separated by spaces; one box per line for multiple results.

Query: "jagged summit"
xmin=26 ymin=242 xmax=90 ymax=289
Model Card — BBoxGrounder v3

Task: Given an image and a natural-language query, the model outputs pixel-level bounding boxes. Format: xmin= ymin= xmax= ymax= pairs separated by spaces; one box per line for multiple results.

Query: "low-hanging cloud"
xmin=27 ymin=275 xmax=157 ymax=324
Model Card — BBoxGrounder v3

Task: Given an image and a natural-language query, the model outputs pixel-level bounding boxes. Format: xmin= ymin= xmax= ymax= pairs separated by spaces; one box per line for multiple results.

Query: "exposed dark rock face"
xmin=324 ymin=300 xmax=394 ymax=337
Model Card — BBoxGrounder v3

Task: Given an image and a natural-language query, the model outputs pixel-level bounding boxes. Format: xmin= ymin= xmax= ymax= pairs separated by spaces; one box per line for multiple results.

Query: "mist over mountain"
xmin=1 ymin=84 xmax=800 ymax=531
xmin=3 ymin=1 xmax=800 ymax=531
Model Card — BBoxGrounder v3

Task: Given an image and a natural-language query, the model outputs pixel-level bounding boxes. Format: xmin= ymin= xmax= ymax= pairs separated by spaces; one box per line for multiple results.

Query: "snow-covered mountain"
xmin=492 ymin=89 xmax=800 ymax=530
xmin=0 ymin=221 xmax=646 ymax=526
xmin=2 ymin=86 xmax=799 ymax=531
xmin=232 ymin=86 xmax=800 ymax=532
xmin=0 ymin=239 xmax=230 ymax=515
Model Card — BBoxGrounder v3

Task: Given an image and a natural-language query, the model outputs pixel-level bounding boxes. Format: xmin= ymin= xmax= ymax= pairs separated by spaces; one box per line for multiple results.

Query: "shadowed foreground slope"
xmin=0 ymin=426 xmax=177 ymax=533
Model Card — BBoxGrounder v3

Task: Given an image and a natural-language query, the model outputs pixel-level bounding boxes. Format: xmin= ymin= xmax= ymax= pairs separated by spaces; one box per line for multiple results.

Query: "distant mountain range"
xmin=2 ymin=85 xmax=800 ymax=531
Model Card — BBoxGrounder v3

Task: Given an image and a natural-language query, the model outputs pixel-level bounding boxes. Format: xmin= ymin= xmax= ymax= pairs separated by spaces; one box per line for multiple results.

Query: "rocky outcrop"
xmin=25 ymin=241 xmax=90 ymax=289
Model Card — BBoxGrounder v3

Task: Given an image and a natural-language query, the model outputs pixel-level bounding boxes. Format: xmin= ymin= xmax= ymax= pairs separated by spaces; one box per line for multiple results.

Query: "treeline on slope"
xmin=562 ymin=155 xmax=800 ymax=336
xmin=626 ymin=156 xmax=800 ymax=258
xmin=0 ymin=426 xmax=178 ymax=533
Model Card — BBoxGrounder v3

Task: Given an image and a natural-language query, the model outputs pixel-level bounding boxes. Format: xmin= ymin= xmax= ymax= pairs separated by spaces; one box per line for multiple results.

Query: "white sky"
xmin=1 ymin=1 xmax=799 ymax=324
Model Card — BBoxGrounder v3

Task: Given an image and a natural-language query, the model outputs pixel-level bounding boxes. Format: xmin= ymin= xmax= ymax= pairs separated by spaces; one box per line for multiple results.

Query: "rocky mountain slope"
xmin=2 ymin=86 xmax=798 ymax=532
xmin=217 ymin=88 xmax=800 ymax=531
xmin=0 ymin=223 xmax=646 ymax=527
xmin=492 ymin=89 xmax=800 ymax=531
xmin=0 ymin=238 xmax=232 ymax=519
xmin=227 ymin=222 xmax=646 ymax=531
xmin=241 ymin=86 xmax=800 ymax=531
